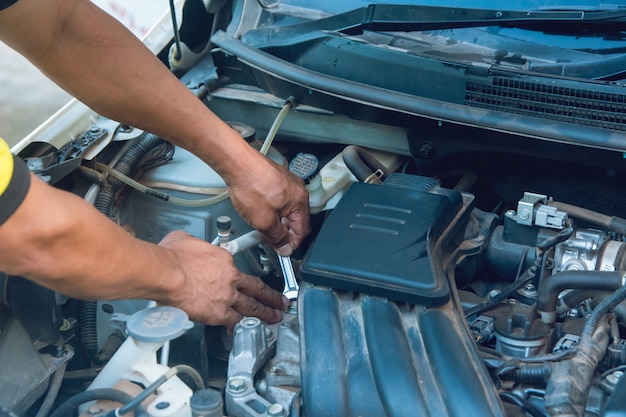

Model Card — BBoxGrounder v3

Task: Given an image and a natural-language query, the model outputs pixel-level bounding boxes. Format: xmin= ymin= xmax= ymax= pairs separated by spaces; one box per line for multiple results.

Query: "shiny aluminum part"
xmin=226 ymin=317 xmax=277 ymax=417
xmin=553 ymin=228 xmax=626 ymax=273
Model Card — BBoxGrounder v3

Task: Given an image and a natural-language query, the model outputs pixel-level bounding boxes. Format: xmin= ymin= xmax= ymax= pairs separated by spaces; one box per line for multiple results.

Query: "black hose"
xmin=341 ymin=145 xmax=389 ymax=184
xmin=509 ymin=363 xmax=552 ymax=384
xmin=549 ymin=200 xmax=626 ymax=236
xmin=79 ymin=300 xmax=99 ymax=359
xmin=94 ymin=133 xmax=164 ymax=218
xmin=537 ymin=270 xmax=623 ymax=321
xmin=49 ymin=388 xmax=148 ymax=417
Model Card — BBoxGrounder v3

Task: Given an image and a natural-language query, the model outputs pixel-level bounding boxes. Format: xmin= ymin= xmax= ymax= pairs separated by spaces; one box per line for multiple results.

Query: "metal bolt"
xmin=227 ymin=377 xmax=247 ymax=394
xmin=519 ymin=283 xmax=538 ymax=298
xmin=288 ymin=300 xmax=298 ymax=315
xmin=519 ymin=209 xmax=531 ymax=220
xmin=488 ymin=290 xmax=500 ymax=299
xmin=266 ymin=403 xmax=285 ymax=417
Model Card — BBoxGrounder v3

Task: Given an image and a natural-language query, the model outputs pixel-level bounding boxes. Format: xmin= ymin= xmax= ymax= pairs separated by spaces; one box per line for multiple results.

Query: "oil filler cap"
xmin=289 ymin=153 xmax=320 ymax=184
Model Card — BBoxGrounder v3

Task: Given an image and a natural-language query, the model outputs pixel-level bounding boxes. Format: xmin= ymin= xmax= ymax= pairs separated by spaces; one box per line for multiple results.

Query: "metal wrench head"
xmin=279 ymin=256 xmax=299 ymax=300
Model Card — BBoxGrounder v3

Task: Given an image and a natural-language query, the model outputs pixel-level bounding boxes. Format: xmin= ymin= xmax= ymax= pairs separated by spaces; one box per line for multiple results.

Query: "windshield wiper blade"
xmin=244 ymin=4 xmax=626 ymax=44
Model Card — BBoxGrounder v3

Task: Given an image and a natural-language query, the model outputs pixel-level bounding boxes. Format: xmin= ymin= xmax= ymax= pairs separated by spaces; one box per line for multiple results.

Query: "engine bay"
xmin=4 ymin=1 xmax=626 ymax=416
xmin=5 ymin=101 xmax=626 ymax=416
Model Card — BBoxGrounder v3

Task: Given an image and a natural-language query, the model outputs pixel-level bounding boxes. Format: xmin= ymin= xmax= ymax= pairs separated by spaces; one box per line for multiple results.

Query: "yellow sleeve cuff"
xmin=0 ymin=138 xmax=14 ymax=196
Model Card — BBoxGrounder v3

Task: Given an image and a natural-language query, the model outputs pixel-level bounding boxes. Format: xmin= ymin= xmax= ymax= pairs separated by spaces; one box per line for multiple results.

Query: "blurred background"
xmin=0 ymin=0 xmax=165 ymax=147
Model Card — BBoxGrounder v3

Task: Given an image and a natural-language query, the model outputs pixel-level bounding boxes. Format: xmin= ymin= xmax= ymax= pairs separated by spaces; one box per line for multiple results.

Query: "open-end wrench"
xmin=279 ymin=256 xmax=299 ymax=300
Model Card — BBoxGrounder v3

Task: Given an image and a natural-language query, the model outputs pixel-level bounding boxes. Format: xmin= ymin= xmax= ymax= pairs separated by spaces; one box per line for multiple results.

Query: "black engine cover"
xmin=298 ymin=174 xmax=506 ymax=417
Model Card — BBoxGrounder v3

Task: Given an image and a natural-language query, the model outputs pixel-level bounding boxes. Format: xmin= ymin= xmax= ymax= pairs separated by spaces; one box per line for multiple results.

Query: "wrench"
xmin=279 ymin=256 xmax=299 ymax=300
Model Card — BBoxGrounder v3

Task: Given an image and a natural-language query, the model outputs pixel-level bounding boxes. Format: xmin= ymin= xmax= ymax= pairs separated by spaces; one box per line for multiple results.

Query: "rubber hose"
xmin=49 ymin=388 xmax=148 ymax=417
xmin=510 ymin=362 xmax=552 ymax=384
xmin=549 ymin=200 xmax=626 ymax=236
xmin=342 ymin=145 xmax=389 ymax=184
xmin=549 ymin=201 xmax=612 ymax=228
xmin=79 ymin=300 xmax=99 ymax=359
xmin=537 ymin=270 xmax=623 ymax=319
xmin=94 ymin=133 xmax=164 ymax=217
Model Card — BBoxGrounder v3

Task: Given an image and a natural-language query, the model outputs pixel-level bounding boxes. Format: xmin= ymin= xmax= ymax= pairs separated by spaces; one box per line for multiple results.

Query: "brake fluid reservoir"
xmin=289 ymin=152 xmax=357 ymax=214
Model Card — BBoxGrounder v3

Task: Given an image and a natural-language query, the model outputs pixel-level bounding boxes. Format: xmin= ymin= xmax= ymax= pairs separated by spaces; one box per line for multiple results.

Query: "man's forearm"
xmin=0 ymin=173 xmax=184 ymax=303
xmin=0 ymin=0 xmax=253 ymax=180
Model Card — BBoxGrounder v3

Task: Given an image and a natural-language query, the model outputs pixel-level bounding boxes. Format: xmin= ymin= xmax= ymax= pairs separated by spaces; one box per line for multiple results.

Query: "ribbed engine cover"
xmin=298 ymin=175 xmax=506 ymax=417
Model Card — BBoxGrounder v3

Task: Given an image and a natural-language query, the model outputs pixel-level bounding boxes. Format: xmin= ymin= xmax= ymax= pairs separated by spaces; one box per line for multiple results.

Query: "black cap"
xmin=190 ymin=388 xmax=223 ymax=415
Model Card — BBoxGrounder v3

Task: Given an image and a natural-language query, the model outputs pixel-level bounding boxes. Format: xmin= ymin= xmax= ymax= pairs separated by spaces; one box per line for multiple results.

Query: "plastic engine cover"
xmin=300 ymin=175 xmax=459 ymax=305
xmin=298 ymin=174 xmax=506 ymax=417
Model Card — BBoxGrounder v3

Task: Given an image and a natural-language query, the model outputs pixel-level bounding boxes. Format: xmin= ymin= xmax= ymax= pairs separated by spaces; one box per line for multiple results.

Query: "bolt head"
xmin=266 ymin=403 xmax=285 ymax=417
xmin=227 ymin=377 xmax=247 ymax=393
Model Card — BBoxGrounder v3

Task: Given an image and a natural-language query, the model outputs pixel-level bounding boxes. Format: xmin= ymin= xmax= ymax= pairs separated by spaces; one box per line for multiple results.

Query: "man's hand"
xmin=158 ymin=231 xmax=289 ymax=328
xmin=227 ymin=154 xmax=311 ymax=256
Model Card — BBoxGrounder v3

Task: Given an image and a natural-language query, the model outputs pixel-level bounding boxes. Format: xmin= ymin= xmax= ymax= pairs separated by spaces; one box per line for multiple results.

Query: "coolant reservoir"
xmin=87 ymin=306 xmax=193 ymax=391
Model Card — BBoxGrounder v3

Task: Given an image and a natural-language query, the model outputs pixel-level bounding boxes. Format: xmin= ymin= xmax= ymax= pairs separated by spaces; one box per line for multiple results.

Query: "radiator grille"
xmin=465 ymin=78 xmax=626 ymax=131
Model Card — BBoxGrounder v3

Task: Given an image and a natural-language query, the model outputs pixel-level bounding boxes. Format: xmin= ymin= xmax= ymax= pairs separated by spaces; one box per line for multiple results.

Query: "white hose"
xmin=96 ymin=100 xmax=293 ymax=207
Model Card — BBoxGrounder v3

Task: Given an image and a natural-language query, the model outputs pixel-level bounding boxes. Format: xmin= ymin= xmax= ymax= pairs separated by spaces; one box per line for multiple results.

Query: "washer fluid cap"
xmin=114 ymin=306 xmax=194 ymax=343
xmin=289 ymin=153 xmax=320 ymax=184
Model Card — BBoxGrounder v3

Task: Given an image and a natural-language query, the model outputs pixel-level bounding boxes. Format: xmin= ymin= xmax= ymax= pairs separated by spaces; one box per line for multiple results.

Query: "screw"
xmin=227 ymin=377 xmax=247 ymax=394
xmin=519 ymin=209 xmax=531 ymax=220
xmin=266 ymin=403 xmax=285 ymax=417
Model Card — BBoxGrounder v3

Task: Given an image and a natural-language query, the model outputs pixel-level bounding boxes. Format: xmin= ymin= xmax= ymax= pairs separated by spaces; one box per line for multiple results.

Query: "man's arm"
xmin=0 ymin=169 xmax=287 ymax=328
xmin=0 ymin=0 xmax=310 ymax=254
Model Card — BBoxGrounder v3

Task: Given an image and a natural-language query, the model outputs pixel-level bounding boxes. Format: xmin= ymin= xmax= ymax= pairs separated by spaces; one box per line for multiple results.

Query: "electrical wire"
xmin=464 ymin=255 xmax=534 ymax=318
xmin=169 ymin=0 xmax=182 ymax=61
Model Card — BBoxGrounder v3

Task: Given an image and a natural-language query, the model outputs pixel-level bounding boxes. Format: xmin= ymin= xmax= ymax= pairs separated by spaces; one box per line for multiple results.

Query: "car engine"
xmin=3 ymin=1 xmax=626 ymax=416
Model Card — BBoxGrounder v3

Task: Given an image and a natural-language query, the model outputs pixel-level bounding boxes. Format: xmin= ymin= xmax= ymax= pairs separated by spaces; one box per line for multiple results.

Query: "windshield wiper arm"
xmin=244 ymin=4 xmax=626 ymax=44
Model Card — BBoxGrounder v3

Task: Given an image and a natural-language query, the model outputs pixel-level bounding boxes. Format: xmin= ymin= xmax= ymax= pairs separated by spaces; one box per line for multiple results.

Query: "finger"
xmin=283 ymin=211 xmax=310 ymax=250
xmin=261 ymin=214 xmax=294 ymax=256
xmin=232 ymin=292 xmax=283 ymax=324
xmin=237 ymin=273 xmax=288 ymax=310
